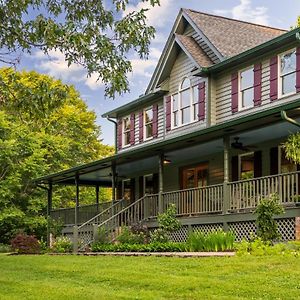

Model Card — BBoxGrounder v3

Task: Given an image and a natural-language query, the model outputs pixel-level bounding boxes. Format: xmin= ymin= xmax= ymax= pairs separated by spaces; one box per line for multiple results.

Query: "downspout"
xmin=107 ymin=117 xmax=118 ymax=153
xmin=281 ymin=111 xmax=300 ymax=128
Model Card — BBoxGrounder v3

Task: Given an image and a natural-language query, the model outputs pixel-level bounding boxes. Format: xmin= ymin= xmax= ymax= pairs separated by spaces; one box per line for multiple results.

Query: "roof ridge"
xmin=182 ymin=8 xmax=287 ymax=32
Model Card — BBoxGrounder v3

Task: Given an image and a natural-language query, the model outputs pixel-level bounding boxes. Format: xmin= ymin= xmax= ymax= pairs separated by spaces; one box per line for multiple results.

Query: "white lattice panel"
xmin=169 ymin=226 xmax=189 ymax=242
xmin=277 ymin=218 xmax=295 ymax=241
xmin=192 ymin=224 xmax=223 ymax=234
xmin=228 ymin=221 xmax=256 ymax=241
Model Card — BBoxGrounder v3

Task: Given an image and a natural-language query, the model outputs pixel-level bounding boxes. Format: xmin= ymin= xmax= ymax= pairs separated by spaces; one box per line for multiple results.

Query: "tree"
xmin=0 ymin=0 xmax=160 ymax=98
xmin=0 ymin=68 xmax=114 ymax=243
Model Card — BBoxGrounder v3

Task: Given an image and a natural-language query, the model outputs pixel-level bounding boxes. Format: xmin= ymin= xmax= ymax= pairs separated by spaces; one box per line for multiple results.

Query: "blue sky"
xmin=15 ymin=0 xmax=300 ymax=145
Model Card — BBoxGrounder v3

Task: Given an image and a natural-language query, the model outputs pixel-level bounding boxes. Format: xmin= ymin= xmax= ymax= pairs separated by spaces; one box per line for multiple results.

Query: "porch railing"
xmin=229 ymin=171 xmax=300 ymax=211
xmin=50 ymin=201 xmax=115 ymax=225
xmin=162 ymin=184 xmax=224 ymax=215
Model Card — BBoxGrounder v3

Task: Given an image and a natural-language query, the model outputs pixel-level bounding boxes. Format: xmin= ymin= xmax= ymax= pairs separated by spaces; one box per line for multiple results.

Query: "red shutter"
xmin=165 ymin=96 xmax=171 ymax=131
xmin=139 ymin=111 xmax=143 ymax=143
xmin=130 ymin=113 xmax=135 ymax=145
xmin=253 ymin=63 xmax=262 ymax=106
xmin=198 ymin=81 xmax=205 ymax=121
xmin=296 ymin=47 xmax=300 ymax=93
xmin=117 ymin=119 xmax=122 ymax=150
xmin=231 ymin=73 xmax=238 ymax=113
xmin=270 ymin=56 xmax=278 ymax=101
xmin=152 ymin=104 xmax=158 ymax=138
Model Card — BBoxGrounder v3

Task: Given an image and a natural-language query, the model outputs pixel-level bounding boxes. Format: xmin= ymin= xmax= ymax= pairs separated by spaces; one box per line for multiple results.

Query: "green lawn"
xmin=0 ymin=254 xmax=300 ymax=300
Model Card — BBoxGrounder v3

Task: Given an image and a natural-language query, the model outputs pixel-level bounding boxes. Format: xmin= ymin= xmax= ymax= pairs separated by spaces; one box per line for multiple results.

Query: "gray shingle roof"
xmin=175 ymin=34 xmax=213 ymax=67
xmin=184 ymin=9 xmax=287 ymax=58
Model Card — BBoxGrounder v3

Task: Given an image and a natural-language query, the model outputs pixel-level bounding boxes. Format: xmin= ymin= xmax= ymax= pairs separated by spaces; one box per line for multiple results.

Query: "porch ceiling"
xmin=35 ymin=101 xmax=300 ymax=186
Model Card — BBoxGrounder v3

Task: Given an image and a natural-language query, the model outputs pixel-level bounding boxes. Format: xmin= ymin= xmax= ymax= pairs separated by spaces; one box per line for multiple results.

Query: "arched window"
xmin=172 ymin=77 xmax=199 ymax=127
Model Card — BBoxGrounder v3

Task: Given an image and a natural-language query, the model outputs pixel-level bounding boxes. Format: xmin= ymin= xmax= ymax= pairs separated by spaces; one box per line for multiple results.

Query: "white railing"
xmin=162 ymin=184 xmax=224 ymax=215
xmin=229 ymin=171 xmax=300 ymax=211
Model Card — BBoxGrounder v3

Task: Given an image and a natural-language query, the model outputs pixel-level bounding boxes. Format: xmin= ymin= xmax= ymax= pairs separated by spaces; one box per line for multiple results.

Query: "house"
xmin=36 ymin=9 xmax=300 ymax=249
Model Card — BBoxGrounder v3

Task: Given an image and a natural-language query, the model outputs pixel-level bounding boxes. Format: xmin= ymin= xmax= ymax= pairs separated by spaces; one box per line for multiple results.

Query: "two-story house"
xmin=36 ymin=9 xmax=300 ymax=248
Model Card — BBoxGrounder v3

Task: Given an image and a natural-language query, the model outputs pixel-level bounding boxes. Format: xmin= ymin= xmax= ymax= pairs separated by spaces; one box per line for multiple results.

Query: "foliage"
xmin=97 ymin=227 xmax=110 ymax=245
xmin=51 ymin=236 xmax=73 ymax=253
xmin=10 ymin=233 xmax=40 ymax=254
xmin=0 ymin=0 xmax=160 ymax=98
xmin=157 ymin=204 xmax=181 ymax=233
xmin=186 ymin=229 xmax=235 ymax=252
xmin=283 ymin=132 xmax=300 ymax=164
xmin=0 ymin=243 xmax=12 ymax=253
xmin=91 ymin=242 xmax=186 ymax=253
xmin=0 ymin=68 xmax=113 ymax=243
xmin=254 ymin=194 xmax=284 ymax=242
xmin=236 ymin=238 xmax=300 ymax=256
xmin=149 ymin=228 xmax=169 ymax=243
xmin=116 ymin=226 xmax=146 ymax=245
xmin=48 ymin=217 xmax=64 ymax=238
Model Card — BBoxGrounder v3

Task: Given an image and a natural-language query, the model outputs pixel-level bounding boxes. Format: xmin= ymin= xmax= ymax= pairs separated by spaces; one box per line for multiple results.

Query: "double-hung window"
xmin=280 ymin=49 xmax=296 ymax=96
xmin=144 ymin=107 xmax=153 ymax=140
xmin=172 ymin=78 xmax=199 ymax=128
xmin=239 ymin=67 xmax=254 ymax=109
xmin=123 ymin=116 xmax=130 ymax=146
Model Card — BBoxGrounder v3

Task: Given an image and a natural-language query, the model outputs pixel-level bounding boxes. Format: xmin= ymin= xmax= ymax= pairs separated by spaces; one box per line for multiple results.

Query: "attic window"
xmin=172 ymin=78 xmax=198 ymax=128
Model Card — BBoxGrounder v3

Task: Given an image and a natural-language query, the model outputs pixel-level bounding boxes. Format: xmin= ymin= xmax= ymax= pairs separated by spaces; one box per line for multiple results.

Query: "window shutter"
xmin=139 ymin=111 xmax=143 ymax=143
xmin=117 ymin=119 xmax=122 ymax=150
xmin=231 ymin=73 xmax=238 ymax=113
xmin=270 ymin=147 xmax=279 ymax=175
xmin=269 ymin=56 xmax=278 ymax=101
xmin=152 ymin=104 xmax=158 ymax=138
xmin=296 ymin=47 xmax=300 ymax=93
xmin=231 ymin=156 xmax=239 ymax=181
xmin=198 ymin=81 xmax=205 ymax=121
xmin=253 ymin=63 xmax=262 ymax=106
xmin=165 ymin=96 xmax=171 ymax=131
xmin=254 ymin=151 xmax=262 ymax=178
xmin=130 ymin=113 xmax=135 ymax=145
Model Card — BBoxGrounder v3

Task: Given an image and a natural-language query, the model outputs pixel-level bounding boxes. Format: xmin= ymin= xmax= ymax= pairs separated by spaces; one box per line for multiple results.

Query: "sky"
xmin=13 ymin=0 xmax=300 ymax=146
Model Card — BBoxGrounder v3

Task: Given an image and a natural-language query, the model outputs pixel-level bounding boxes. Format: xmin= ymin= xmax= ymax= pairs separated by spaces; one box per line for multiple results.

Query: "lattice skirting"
xmin=167 ymin=218 xmax=296 ymax=243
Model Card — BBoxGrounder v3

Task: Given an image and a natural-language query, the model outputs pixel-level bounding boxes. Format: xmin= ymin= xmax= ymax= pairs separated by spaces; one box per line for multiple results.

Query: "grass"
xmin=0 ymin=254 xmax=300 ymax=299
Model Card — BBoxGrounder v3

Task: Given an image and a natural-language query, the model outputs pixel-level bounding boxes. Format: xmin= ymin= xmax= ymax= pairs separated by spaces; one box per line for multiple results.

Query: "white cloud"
xmin=123 ymin=0 xmax=176 ymax=28
xmin=32 ymin=50 xmax=104 ymax=90
xmin=214 ymin=0 xmax=269 ymax=25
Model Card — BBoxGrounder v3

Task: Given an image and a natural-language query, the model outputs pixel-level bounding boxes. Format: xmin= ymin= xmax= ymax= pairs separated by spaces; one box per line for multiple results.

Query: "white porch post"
xmin=223 ymin=136 xmax=230 ymax=215
xmin=47 ymin=181 xmax=53 ymax=247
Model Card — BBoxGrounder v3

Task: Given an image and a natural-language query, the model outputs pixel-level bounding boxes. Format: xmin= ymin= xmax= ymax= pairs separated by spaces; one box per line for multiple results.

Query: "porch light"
xmin=163 ymin=157 xmax=171 ymax=164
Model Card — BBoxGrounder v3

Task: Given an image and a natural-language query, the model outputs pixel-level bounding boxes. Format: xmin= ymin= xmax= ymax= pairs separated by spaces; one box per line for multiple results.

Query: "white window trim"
xmin=122 ymin=115 xmax=131 ymax=148
xmin=238 ymin=151 xmax=254 ymax=180
xmin=143 ymin=106 xmax=154 ymax=141
xmin=238 ymin=66 xmax=254 ymax=111
xmin=170 ymin=78 xmax=204 ymax=130
xmin=143 ymin=173 xmax=153 ymax=195
xmin=278 ymin=48 xmax=297 ymax=99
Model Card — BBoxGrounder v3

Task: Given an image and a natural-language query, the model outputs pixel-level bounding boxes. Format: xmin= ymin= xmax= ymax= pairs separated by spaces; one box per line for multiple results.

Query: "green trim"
xmin=202 ymin=28 xmax=300 ymax=75
xmin=35 ymin=98 xmax=300 ymax=184
xmin=102 ymin=90 xmax=167 ymax=118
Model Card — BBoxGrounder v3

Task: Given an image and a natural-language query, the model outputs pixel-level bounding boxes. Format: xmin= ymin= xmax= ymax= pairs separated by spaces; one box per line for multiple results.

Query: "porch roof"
xmin=34 ymin=99 xmax=300 ymax=186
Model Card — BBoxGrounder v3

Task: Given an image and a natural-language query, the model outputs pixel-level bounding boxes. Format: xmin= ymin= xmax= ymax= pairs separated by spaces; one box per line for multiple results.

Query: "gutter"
xmin=107 ymin=117 xmax=118 ymax=153
xmin=281 ymin=110 xmax=300 ymax=128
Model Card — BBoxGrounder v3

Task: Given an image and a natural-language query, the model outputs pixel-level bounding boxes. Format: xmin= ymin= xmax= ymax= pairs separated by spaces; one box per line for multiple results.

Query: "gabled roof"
xmin=184 ymin=9 xmax=287 ymax=58
xmin=175 ymin=34 xmax=213 ymax=68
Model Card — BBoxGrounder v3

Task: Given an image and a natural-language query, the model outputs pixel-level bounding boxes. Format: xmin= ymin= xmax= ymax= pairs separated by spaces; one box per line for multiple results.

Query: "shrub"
xmin=187 ymin=230 xmax=235 ymax=252
xmin=116 ymin=227 xmax=146 ymax=245
xmin=254 ymin=194 xmax=284 ymax=242
xmin=97 ymin=226 xmax=110 ymax=244
xmin=11 ymin=233 xmax=40 ymax=254
xmin=51 ymin=236 xmax=73 ymax=253
xmin=157 ymin=204 xmax=181 ymax=233
xmin=150 ymin=228 xmax=169 ymax=243
xmin=91 ymin=241 xmax=186 ymax=252
xmin=0 ymin=243 xmax=12 ymax=253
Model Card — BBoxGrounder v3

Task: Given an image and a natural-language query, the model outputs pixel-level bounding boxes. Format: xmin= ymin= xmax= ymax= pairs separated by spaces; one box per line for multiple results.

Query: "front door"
xmin=122 ymin=179 xmax=135 ymax=203
xmin=181 ymin=163 xmax=208 ymax=189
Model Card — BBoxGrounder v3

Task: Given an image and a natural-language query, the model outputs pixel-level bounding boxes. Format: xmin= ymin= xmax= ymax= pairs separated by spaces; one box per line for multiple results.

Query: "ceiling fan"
xmin=231 ymin=137 xmax=256 ymax=151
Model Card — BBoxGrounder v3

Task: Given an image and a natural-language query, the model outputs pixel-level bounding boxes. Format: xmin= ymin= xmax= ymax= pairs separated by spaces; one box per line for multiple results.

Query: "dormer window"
xmin=171 ymin=78 xmax=200 ymax=128
xmin=123 ymin=116 xmax=131 ymax=146
xmin=280 ymin=49 xmax=296 ymax=96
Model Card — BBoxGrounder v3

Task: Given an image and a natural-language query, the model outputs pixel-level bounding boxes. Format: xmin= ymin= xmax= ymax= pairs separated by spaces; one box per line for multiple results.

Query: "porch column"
xmin=111 ymin=162 xmax=116 ymax=202
xmin=223 ymin=136 xmax=230 ymax=215
xmin=47 ymin=181 xmax=53 ymax=247
xmin=158 ymin=154 xmax=164 ymax=213
xmin=95 ymin=185 xmax=99 ymax=213
xmin=75 ymin=173 xmax=80 ymax=226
